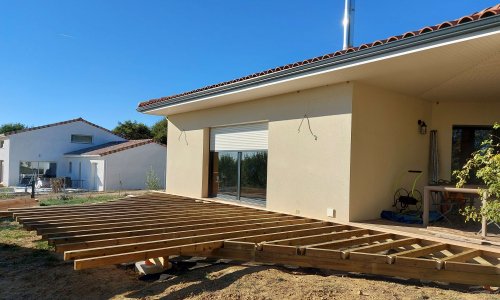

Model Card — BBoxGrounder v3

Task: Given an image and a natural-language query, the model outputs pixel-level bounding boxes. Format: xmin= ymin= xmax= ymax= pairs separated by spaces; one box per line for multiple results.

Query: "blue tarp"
xmin=380 ymin=210 xmax=442 ymax=224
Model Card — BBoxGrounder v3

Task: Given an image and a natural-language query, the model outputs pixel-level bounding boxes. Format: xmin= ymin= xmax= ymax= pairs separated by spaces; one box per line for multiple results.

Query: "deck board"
xmin=8 ymin=192 xmax=500 ymax=286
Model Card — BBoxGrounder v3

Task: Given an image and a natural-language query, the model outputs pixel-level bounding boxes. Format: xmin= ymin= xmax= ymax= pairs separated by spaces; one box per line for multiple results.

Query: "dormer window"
xmin=71 ymin=134 xmax=93 ymax=144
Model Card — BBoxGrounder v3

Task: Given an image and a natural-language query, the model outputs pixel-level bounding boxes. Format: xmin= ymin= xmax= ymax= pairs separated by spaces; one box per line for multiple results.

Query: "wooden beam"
xmin=342 ymin=238 xmax=419 ymax=259
xmin=15 ymin=203 xmax=241 ymax=221
xmin=22 ymin=206 xmax=261 ymax=228
xmin=74 ymin=241 xmax=225 ymax=270
xmin=43 ymin=214 xmax=307 ymax=240
xmin=48 ymin=219 xmax=324 ymax=246
xmin=388 ymin=243 xmax=448 ymax=264
xmin=34 ymin=210 xmax=279 ymax=234
xmin=305 ymin=233 xmax=392 ymax=250
xmin=226 ymin=224 xmax=340 ymax=243
xmin=445 ymin=261 xmax=500 ymax=275
xmin=260 ymin=228 xmax=367 ymax=247
xmin=439 ymin=249 xmax=482 ymax=263
xmin=64 ymin=223 xmax=340 ymax=260
xmin=55 ymin=218 xmax=314 ymax=252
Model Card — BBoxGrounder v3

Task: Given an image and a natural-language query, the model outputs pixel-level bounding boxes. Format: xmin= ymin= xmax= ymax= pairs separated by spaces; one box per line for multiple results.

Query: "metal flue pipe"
xmin=342 ymin=0 xmax=355 ymax=50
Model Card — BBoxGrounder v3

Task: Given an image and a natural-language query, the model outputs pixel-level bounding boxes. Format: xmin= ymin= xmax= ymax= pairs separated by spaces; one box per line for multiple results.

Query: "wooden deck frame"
xmin=6 ymin=193 xmax=499 ymax=286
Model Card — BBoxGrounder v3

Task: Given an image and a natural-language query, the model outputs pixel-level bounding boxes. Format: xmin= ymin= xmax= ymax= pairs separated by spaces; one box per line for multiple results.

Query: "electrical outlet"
xmin=327 ymin=208 xmax=335 ymax=218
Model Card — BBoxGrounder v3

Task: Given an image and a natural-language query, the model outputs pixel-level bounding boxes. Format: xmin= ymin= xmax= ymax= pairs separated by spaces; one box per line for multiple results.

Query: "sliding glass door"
xmin=214 ymin=152 xmax=239 ymax=199
xmin=210 ymin=151 xmax=267 ymax=204
xmin=240 ymin=151 xmax=267 ymax=200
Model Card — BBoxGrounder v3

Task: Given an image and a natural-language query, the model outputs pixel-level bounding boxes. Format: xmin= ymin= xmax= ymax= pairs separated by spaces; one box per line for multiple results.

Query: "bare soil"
xmin=0 ymin=219 xmax=498 ymax=300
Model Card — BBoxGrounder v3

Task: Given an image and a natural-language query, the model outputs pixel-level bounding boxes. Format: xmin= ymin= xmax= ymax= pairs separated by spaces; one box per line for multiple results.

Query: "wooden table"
xmin=422 ymin=185 xmax=487 ymax=237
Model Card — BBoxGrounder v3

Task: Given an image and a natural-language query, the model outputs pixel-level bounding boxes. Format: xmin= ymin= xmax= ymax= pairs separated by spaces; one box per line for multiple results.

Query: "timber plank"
xmin=55 ymin=219 xmax=315 ymax=252
xmin=301 ymin=232 xmax=389 ymax=249
xmin=22 ymin=206 xmax=261 ymax=227
xmin=48 ymin=219 xmax=325 ymax=246
xmin=64 ymin=223 xmax=342 ymax=260
xmin=74 ymin=241 xmax=225 ymax=270
xmin=35 ymin=210 xmax=280 ymax=234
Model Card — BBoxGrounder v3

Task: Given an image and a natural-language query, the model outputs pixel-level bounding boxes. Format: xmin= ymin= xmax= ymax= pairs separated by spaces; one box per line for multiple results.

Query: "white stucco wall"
xmin=64 ymin=157 xmax=94 ymax=189
xmin=166 ymin=83 xmax=353 ymax=222
xmin=6 ymin=121 xmax=125 ymax=186
xmin=104 ymin=143 xmax=166 ymax=191
xmin=350 ymin=83 xmax=432 ymax=221
xmin=0 ymin=138 xmax=10 ymax=185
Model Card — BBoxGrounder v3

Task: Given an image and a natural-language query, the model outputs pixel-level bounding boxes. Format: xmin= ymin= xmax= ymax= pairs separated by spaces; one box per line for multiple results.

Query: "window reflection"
xmin=210 ymin=151 xmax=267 ymax=204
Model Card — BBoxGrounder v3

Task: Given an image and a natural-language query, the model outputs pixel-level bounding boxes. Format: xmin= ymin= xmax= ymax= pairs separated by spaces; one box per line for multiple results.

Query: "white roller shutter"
xmin=210 ymin=122 xmax=268 ymax=151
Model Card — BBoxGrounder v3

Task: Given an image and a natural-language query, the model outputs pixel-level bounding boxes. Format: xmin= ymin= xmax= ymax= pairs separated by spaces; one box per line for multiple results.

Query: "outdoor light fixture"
xmin=418 ymin=120 xmax=427 ymax=135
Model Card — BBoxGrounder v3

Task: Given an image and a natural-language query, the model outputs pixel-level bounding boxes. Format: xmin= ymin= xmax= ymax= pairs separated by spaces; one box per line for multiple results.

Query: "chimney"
xmin=343 ymin=0 xmax=355 ymax=50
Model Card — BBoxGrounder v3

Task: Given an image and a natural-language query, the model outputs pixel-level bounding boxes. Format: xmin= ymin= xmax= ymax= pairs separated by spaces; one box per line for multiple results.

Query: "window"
xmin=69 ymin=162 xmax=72 ymax=174
xmin=209 ymin=151 xmax=268 ymax=204
xmin=452 ymin=125 xmax=499 ymax=183
xmin=19 ymin=161 xmax=57 ymax=187
xmin=71 ymin=134 xmax=93 ymax=144
xmin=0 ymin=140 xmax=4 ymax=148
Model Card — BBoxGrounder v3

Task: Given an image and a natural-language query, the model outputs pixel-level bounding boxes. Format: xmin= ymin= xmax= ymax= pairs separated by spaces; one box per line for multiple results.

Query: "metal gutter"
xmin=137 ymin=15 xmax=500 ymax=113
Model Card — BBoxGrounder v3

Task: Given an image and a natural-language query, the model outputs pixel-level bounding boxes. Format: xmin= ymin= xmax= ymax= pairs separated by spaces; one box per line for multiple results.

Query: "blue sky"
xmin=0 ymin=0 xmax=498 ymax=129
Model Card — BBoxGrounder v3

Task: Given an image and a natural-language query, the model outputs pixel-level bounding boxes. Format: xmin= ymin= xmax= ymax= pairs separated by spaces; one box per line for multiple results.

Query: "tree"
xmin=151 ymin=118 xmax=168 ymax=145
xmin=112 ymin=121 xmax=152 ymax=140
xmin=0 ymin=123 xmax=27 ymax=134
xmin=454 ymin=123 xmax=500 ymax=224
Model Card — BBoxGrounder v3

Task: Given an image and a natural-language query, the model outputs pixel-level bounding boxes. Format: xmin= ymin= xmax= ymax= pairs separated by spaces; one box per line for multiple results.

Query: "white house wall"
xmin=0 ymin=138 xmax=10 ymax=185
xmin=64 ymin=157 xmax=93 ymax=190
xmin=6 ymin=121 xmax=125 ymax=186
xmin=167 ymin=83 xmax=353 ymax=222
xmin=104 ymin=143 xmax=166 ymax=191
xmin=350 ymin=83 xmax=432 ymax=221
xmin=89 ymin=159 xmax=105 ymax=191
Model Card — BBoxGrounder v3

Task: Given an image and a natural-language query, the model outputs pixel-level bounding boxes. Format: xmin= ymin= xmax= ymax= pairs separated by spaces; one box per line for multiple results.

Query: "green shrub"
xmin=454 ymin=123 xmax=500 ymax=223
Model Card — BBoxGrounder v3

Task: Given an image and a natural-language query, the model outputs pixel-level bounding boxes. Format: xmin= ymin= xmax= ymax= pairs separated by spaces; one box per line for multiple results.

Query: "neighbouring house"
xmin=137 ymin=5 xmax=500 ymax=222
xmin=0 ymin=118 xmax=166 ymax=191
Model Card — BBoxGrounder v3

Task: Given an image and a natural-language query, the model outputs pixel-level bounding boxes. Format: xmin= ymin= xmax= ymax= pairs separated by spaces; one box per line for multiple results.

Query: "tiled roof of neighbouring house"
xmin=64 ymin=139 xmax=163 ymax=156
xmin=0 ymin=118 xmax=121 ymax=138
xmin=137 ymin=3 xmax=500 ymax=111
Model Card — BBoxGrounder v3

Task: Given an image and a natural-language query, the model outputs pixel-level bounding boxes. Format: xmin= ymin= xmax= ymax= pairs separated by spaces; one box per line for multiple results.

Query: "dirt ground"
xmin=0 ymin=219 xmax=498 ymax=300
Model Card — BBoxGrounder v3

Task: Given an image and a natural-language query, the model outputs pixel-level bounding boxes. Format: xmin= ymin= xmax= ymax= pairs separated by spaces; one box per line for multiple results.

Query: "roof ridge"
xmin=64 ymin=139 xmax=165 ymax=157
xmin=137 ymin=3 xmax=500 ymax=111
xmin=1 ymin=117 xmax=124 ymax=139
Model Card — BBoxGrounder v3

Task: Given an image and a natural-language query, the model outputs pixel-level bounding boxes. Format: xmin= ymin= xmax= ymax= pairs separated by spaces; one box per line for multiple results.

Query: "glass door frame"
xmin=209 ymin=150 xmax=267 ymax=202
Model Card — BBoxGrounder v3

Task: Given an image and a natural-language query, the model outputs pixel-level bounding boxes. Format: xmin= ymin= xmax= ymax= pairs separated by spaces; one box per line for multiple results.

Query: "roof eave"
xmin=137 ymin=15 xmax=500 ymax=114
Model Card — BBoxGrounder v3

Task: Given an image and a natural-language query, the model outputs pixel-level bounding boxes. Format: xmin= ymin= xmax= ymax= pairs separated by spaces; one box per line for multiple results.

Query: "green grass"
xmin=39 ymin=194 xmax=120 ymax=206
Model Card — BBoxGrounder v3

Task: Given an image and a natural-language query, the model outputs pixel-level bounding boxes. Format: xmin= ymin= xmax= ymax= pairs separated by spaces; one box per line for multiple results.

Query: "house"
xmin=0 ymin=118 xmax=166 ymax=191
xmin=137 ymin=5 xmax=500 ymax=222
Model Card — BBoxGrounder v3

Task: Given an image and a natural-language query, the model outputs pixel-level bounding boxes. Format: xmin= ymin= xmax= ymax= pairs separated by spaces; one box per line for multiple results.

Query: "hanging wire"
xmin=298 ymin=114 xmax=318 ymax=140
xmin=178 ymin=130 xmax=188 ymax=145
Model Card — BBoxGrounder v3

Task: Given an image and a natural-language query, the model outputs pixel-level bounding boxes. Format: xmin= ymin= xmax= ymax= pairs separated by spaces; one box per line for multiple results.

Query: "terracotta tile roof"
xmin=64 ymin=139 xmax=163 ymax=156
xmin=0 ymin=117 xmax=122 ymax=138
xmin=138 ymin=4 xmax=500 ymax=110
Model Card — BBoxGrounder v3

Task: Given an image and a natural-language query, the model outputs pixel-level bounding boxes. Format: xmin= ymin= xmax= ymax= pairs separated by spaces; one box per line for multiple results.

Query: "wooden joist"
xmin=7 ymin=192 xmax=500 ymax=286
